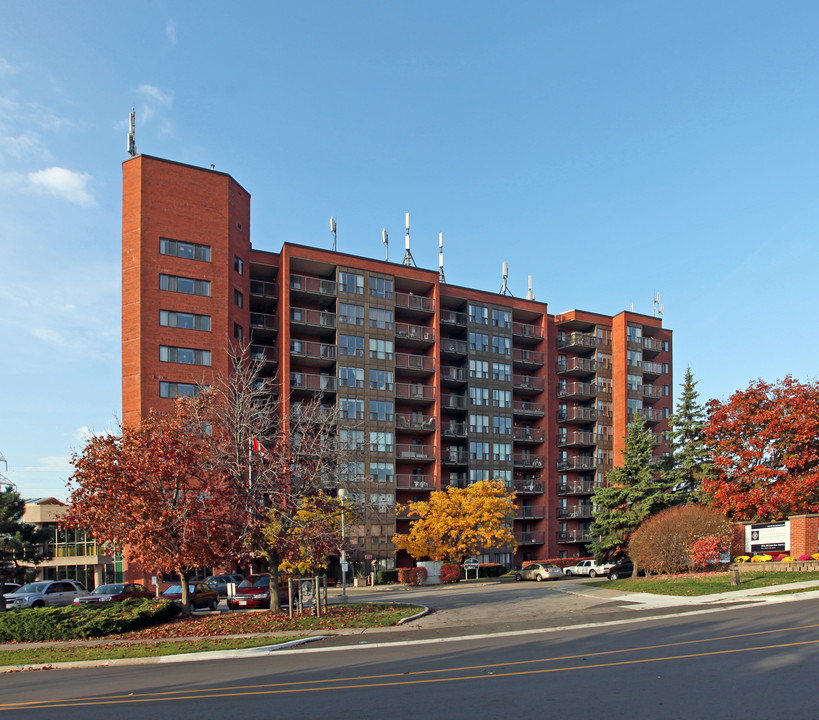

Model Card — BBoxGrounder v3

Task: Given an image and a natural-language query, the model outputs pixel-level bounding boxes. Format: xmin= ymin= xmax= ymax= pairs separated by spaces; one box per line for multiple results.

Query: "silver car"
xmin=514 ymin=563 xmax=563 ymax=582
xmin=4 ymin=580 xmax=87 ymax=609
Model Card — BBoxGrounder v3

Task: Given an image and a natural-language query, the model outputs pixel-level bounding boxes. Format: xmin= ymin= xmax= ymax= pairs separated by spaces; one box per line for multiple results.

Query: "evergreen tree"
xmin=666 ymin=367 xmax=711 ymax=503
xmin=0 ymin=486 xmax=52 ymax=610
xmin=588 ymin=415 xmax=677 ymax=563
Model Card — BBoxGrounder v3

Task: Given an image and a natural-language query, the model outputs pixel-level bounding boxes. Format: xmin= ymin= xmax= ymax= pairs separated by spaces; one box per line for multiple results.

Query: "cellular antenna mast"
xmin=127 ymin=109 xmax=137 ymax=157
xmin=330 ymin=217 xmax=337 ymax=252
xmin=382 ymin=229 xmax=389 ymax=262
xmin=527 ymin=275 xmax=535 ymax=301
xmin=653 ymin=292 xmax=664 ymax=318
xmin=438 ymin=232 xmax=446 ymax=283
xmin=499 ymin=262 xmax=513 ymax=296
xmin=403 ymin=212 xmax=415 ymax=267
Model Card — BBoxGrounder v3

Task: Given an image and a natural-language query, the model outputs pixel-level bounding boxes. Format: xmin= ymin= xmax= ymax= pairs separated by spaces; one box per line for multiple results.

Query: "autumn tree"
xmin=588 ymin=415 xmax=677 ymax=564
xmin=392 ymin=479 xmax=517 ymax=563
xmin=702 ymin=376 xmax=819 ymax=521
xmin=665 ymin=367 xmax=712 ymax=503
xmin=0 ymin=486 xmax=52 ymax=610
xmin=66 ymin=404 xmax=234 ymax=616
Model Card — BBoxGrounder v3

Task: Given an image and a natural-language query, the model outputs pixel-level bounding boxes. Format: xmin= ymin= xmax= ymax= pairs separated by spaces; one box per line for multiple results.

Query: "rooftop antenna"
xmin=403 ymin=212 xmax=415 ymax=267
xmin=653 ymin=292 xmax=664 ymax=318
xmin=330 ymin=217 xmax=337 ymax=252
xmin=127 ymin=109 xmax=137 ymax=157
xmin=0 ymin=450 xmax=14 ymax=490
xmin=438 ymin=232 xmax=446 ymax=283
xmin=382 ymin=229 xmax=389 ymax=262
xmin=526 ymin=275 xmax=535 ymax=301
xmin=499 ymin=261 xmax=513 ymax=296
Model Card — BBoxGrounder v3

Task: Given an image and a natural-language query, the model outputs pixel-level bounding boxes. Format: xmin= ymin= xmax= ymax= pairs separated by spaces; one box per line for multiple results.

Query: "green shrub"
xmin=476 ymin=563 xmax=507 ymax=578
xmin=0 ymin=599 xmax=181 ymax=642
xmin=377 ymin=569 xmax=399 ymax=584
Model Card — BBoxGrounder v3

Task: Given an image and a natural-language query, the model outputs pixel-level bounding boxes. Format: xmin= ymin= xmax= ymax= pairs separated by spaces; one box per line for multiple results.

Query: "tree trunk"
xmin=266 ymin=552 xmax=281 ymax=613
xmin=178 ymin=570 xmax=193 ymax=617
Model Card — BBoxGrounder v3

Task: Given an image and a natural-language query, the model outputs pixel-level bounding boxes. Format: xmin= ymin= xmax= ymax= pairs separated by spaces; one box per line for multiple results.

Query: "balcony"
xmin=557 ymin=430 xmax=596 ymax=448
xmin=557 ymin=505 xmax=594 ymax=519
xmin=557 ymin=456 xmax=597 ymax=471
xmin=634 ymin=408 xmax=663 ymax=425
xmin=557 ymin=407 xmax=597 ymax=424
xmin=557 ymin=531 xmax=591 ymax=544
xmin=442 ymin=393 xmax=467 ymax=411
xmin=557 ymin=381 xmax=596 ymax=401
xmin=249 ymin=345 xmax=277 ymax=366
xmin=514 ymin=531 xmax=546 ymax=545
xmin=513 ymin=479 xmax=544 ymax=494
xmin=440 ymin=338 xmax=468 ymax=357
xmin=394 ymin=291 xmax=434 ymax=316
xmin=643 ymin=384 xmax=663 ymax=403
xmin=395 ymin=322 xmax=435 ymax=346
xmin=290 ymin=373 xmax=336 ymax=394
xmin=441 ymin=421 xmax=467 ymax=438
xmin=556 ymin=357 xmax=596 ymax=377
xmin=249 ymin=280 xmax=279 ymax=308
xmin=557 ymin=332 xmax=597 ymax=353
xmin=513 ymin=374 xmax=544 ymax=394
xmin=512 ymin=400 xmax=545 ymax=418
xmin=557 ymin=480 xmax=598 ymax=495
xmin=394 ymin=383 xmax=436 ymax=404
xmin=513 ymin=453 xmax=545 ymax=469
xmin=513 ymin=426 xmax=545 ymax=443
xmin=512 ymin=348 xmax=545 ymax=368
xmin=642 ymin=336 xmax=663 ymax=356
xmin=395 ymin=413 xmax=436 ymax=433
xmin=249 ymin=312 xmax=277 ymax=341
xmin=511 ymin=321 xmax=543 ymax=344
xmin=440 ymin=365 xmax=468 ymax=384
xmin=441 ymin=448 xmax=469 ymax=466
xmin=396 ymin=444 xmax=436 ymax=461
xmin=643 ymin=361 xmax=664 ymax=378
xmin=396 ymin=474 xmax=435 ymax=491
xmin=395 ymin=353 xmax=435 ymax=375
xmin=514 ymin=505 xmax=547 ymax=520
xmin=290 ymin=307 xmax=336 ymax=335
xmin=289 ymin=339 xmax=336 ymax=367
xmin=440 ymin=309 xmax=468 ymax=327
xmin=289 ymin=273 xmax=337 ymax=301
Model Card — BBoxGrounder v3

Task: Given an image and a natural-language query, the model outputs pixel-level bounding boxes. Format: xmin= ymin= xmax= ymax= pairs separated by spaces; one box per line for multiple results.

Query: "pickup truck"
xmin=562 ymin=559 xmax=615 ymax=578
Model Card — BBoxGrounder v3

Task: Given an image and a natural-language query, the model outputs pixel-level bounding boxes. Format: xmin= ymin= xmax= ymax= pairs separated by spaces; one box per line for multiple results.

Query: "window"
xmin=663 ymin=385 xmax=670 ymax=396
xmin=159 ymin=346 xmax=211 ymax=366
xmin=159 ymin=310 xmax=210 ymax=331
xmin=469 ymin=387 xmax=490 ymax=406
xmin=468 ymin=304 xmax=489 ymax=324
xmin=627 ymin=398 xmax=643 ymax=415
xmin=159 ymin=238 xmax=210 ymax=262
xmin=369 ymin=276 xmax=393 ymax=298
xmin=492 ymin=335 xmax=511 ymax=355
xmin=233 ymin=289 xmax=243 ymax=308
xmin=663 ymin=340 xmax=670 ymax=352
xmin=338 ymin=271 xmax=364 ymax=294
xmin=369 ymin=400 xmax=394 ymax=422
xmin=338 ymin=302 xmax=364 ymax=326
xmin=370 ymin=493 xmax=394 ymax=512
xmin=492 ymin=363 xmax=511 ymax=381
xmin=233 ymin=323 xmax=243 ymax=343
xmin=493 ymin=389 xmax=512 ymax=408
xmin=626 ymin=325 xmax=642 ymax=342
xmin=370 ymin=462 xmax=394 ymax=483
xmin=369 ymin=307 xmax=393 ymax=329
xmin=597 ymin=376 xmax=612 ymax=393
xmin=493 ymin=416 xmax=512 ymax=435
xmin=159 ymin=381 xmax=205 ymax=398
xmin=338 ymin=366 xmax=364 ymax=388
xmin=596 ymin=352 xmax=611 ymax=369
xmin=493 ymin=443 xmax=512 ymax=462
xmin=369 ymin=338 xmax=394 ymax=360
xmin=492 ymin=309 xmax=511 ymax=328
xmin=469 ymin=359 xmax=489 ymax=379
xmin=469 ymin=332 xmax=489 ymax=351
xmin=663 ymin=407 xmax=671 ymax=418
xmin=627 ymin=374 xmax=642 ymax=391
xmin=369 ymin=369 xmax=394 ymax=391
xmin=597 ymin=400 xmax=612 ymax=417
xmin=234 ymin=255 xmax=244 ymax=275
xmin=340 ymin=462 xmax=364 ymax=482
xmin=470 ymin=441 xmax=490 ymax=461
xmin=338 ymin=334 xmax=364 ymax=356
xmin=662 ymin=363 xmax=670 ymax=374
xmin=596 ymin=327 xmax=612 ymax=344
xmin=627 ymin=350 xmax=642 ymax=368
xmin=470 ymin=468 xmax=492 ymax=482
xmin=369 ymin=431 xmax=394 ymax=453
xmin=339 ymin=430 xmax=365 ymax=451
xmin=469 ymin=414 xmax=490 ymax=433
xmin=339 ymin=398 xmax=364 ymax=420
xmin=159 ymin=274 xmax=210 ymax=297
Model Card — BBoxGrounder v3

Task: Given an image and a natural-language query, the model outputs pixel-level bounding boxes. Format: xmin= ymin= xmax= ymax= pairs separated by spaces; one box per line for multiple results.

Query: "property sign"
xmin=463 ymin=558 xmax=479 ymax=569
xmin=746 ymin=521 xmax=789 ymax=553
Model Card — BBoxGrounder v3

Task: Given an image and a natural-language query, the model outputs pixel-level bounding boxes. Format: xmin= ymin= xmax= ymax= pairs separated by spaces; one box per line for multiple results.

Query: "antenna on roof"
xmin=403 ymin=212 xmax=415 ymax=267
xmin=127 ymin=109 xmax=137 ymax=157
xmin=527 ymin=275 xmax=535 ymax=301
xmin=654 ymin=292 xmax=664 ymax=318
xmin=382 ymin=229 xmax=389 ymax=262
xmin=438 ymin=232 xmax=446 ymax=283
xmin=330 ymin=217 xmax=337 ymax=252
xmin=499 ymin=262 xmax=513 ymax=296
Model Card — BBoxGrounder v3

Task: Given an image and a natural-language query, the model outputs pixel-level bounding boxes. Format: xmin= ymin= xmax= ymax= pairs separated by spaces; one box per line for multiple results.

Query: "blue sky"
xmin=2 ymin=2 xmax=818 ymax=500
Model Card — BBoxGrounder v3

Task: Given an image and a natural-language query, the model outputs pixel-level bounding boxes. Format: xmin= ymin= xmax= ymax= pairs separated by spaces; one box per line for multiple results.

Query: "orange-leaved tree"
xmin=392 ymin=479 xmax=517 ymax=563
xmin=66 ymin=402 xmax=236 ymax=616
xmin=702 ymin=376 xmax=819 ymax=521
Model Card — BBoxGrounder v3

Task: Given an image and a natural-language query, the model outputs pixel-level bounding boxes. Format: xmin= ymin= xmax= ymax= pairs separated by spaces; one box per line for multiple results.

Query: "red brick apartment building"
xmin=122 ymin=154 xmax=673 ymax=570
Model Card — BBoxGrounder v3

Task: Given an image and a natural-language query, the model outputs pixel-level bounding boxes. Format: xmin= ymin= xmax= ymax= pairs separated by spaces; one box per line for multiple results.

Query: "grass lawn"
xmin=0 ymin=603 xmax=423 ymax=667
xmin=604 ymin=571 xmax=819 ymax=596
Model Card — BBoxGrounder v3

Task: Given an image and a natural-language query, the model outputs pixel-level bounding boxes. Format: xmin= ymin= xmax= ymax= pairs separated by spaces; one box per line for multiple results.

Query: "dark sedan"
xmin=73 ymin=583 xmax=153 ymax=605
xmin=161 ymin=583 xmax=219 ymax=611
xmin=226 ymin=574 xmax=293 ymax=610
xmin=607 ymin=560 xmax=634 ymax=580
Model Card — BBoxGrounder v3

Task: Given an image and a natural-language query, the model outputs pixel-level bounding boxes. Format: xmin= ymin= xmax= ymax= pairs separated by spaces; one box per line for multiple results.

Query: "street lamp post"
xmin=338 ymin=488 xmax=348 ymax=603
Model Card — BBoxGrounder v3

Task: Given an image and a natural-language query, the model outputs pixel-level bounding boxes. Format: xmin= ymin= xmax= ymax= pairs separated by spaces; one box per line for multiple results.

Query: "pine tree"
xmin=588 ymin=415 xmax=677 ymax=562
xmin=666 ymin=366 xmax=711 ymax=503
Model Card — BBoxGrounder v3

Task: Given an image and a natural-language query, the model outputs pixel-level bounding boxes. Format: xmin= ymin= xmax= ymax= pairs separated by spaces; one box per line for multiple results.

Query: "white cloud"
xmin=166 ymin=19 xmax=177 ymax=44
xmin=0 ymin=58 xmax=14 ymax=77
xmin=35 ymin=456 xmax=72 ymax=471
xmin=30 ymin=326 xmax=67 ymax=346
xmin=138 ymin=84 xmax=172 ymax=106
xmin=26 ymin=166 xmax=95 ymax=205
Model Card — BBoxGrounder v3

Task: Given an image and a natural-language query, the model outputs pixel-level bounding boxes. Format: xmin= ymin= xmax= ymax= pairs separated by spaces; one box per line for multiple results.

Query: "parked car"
xmin=0 ymin=582 xmax=21 ymax=595
xmin=73 ymin=583 xmax=154 ymax=605
xmin=607 ymin=559 xmax=635 ymax=580
xmin=161 ymin=583 xmax=219 ymax=611
xmin=205 ymin=574 xmax=245 ymax=596
xmin=563 ymin=559 xmax=615 ymax=578
xmin=4 ymin=579 xmax=88 ymax=609
xmin=515 ymin=563 xmax=563 ymax=582
xmin=226 ymin=574 xmax=294 ymax=610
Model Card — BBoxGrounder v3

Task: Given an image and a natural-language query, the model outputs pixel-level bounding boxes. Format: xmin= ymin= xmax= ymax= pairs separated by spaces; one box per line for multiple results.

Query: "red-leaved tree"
xmin=702 ymin=376 xmax=819 ymax=521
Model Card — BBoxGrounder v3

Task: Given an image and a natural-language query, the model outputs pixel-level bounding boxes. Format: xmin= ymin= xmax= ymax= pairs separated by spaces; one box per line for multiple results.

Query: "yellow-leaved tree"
xmin=392 ymin=479 xmax=517 ymax=563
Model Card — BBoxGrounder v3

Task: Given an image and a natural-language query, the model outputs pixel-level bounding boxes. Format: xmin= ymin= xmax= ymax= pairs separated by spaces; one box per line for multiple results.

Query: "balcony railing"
xmin=290 ymin=339 xmax=336 ymax=362
xmin=395 ymin=414 xmax=436 ymax=432
xmin=557 ymin=407 xmax=597 ymax=423
xmin=512 ymin=348 xmax=545 ymax=367
xmin=394 ymin=383 xmax=436 ymax=402
xmin=513 ymin=480 xmax=544 ymax=494
xmin=395 ymin=323 xmax=435 ymax=343
xmin=396 ymin=474 xmax=435 ymax=490
xmin=512 ymin=400 xmax=546 ymax=417
xmin=395 ymin=353 xmax=435 ymax=373
xmin=634 ymin=408 xmax=663 ymax=424
xmin=557 ymin=531 xmax=591 ymax=544
xmin=557 ymin=430 xmax=596 ymax=447
xmin=643 ymin=384 xmax=663 ymax=401
xmin=513 ymin=374 xmax=545 ymax=392
xmin=513 ymin=426 xmax=545 ymax=443
xmin=289 ymin=273 xmax=337 ymax=297
xmin=643 ymin=361 xmax=664 ymax=377
xmin=440 ymin=309 xmax=468 ymax=326
xmin=249 ymin=280 xmax=279 ymax=301
xmin=513 ymin=454 xmax=545 ymax=469
xmin=442 ymin=394 xmax=467 ymax=410
xmin=441 ymin=448 xmax=469 ymax=465
xmin=515 ymin=505 xmax=547 ymax=520
xmin=557 ymin=456 xmax=597 ymax=471
xmin=440 ymin=365 xmax=468 ymax=383
xmin=514 ymin=531 xmax=546 ymax=545
xmin=249 ymin=312 xmax=277 ymax=332
xmin=512 ymin=321 xmax=543 ymax=342
xmin=249 ymin=345 xmax=276 ymax=363
xmin=557 ymin=480 xmax=598 ymax=495
xmin=642 ymin=337 xmax=663 ymax=355
xmin=290 ymin=307 xmax=336 ymax=329
xmin=290 ymin=373 xmax=336 ymax=392
xmin=441 ymin=421 xmax=467 ymax=437
xmin=557 ymin=382 xmax=597 ymax=400
xmin=557 ymin=332 xmax=597 ymax=352
xmin=440 ymin=338 xmax=468 ymax=355
xmin=556 ymin=357 xmax=596 ymax=376
xmin=394 ymin=292 xmax=434 ymax=313
xmin=396 ymin=444 xmax=436 ymax=461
